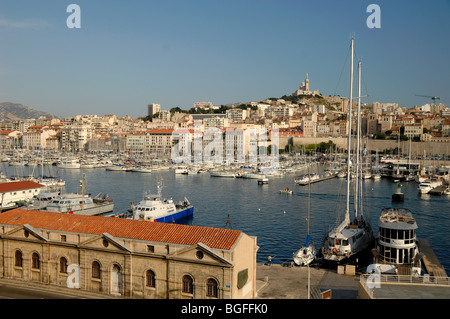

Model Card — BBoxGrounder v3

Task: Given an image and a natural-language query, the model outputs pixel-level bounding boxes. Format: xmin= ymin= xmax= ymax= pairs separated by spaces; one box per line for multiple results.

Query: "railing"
xmin=360 ymin=274 xmax=450 ymax=298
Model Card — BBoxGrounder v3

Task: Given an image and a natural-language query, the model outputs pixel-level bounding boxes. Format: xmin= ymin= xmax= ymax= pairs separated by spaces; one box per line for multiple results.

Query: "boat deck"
xmin=418 ymin=238 xmax=447 ymax=277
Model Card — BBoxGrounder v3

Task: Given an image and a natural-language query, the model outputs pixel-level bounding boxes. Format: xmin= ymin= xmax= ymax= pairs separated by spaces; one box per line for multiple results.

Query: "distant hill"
xmin=0 ymin=102 xmax=56 ymax=122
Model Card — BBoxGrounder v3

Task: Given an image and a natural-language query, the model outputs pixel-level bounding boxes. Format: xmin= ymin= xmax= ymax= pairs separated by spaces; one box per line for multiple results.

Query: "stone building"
xmin=0 ymin=209 xmax=257 ymax=299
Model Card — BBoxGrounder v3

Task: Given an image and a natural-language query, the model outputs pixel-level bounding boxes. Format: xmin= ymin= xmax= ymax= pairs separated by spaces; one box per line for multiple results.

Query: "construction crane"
xmin=415 ymin=94 xmax=441 ymax=104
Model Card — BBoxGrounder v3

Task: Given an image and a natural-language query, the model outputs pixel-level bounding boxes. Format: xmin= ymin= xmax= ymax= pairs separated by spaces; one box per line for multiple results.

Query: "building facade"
xmin=0 ymin=209 xmax=258 ymax=299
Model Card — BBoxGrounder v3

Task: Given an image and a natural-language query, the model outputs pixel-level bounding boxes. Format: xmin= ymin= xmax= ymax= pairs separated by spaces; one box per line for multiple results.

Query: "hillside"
xmin=0 ymin=102 xmax=56 ymax=122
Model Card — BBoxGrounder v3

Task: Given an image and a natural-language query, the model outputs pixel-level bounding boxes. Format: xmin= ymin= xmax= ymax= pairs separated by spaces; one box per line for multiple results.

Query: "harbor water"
xmin=4 ymin=164 xmax=449 ymax=273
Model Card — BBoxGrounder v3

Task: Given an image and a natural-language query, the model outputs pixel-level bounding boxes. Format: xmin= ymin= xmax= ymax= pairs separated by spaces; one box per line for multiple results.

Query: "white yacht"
xmin=58 ymin=159 xmax=80 ymax=169
xmin=174 ymin=166 xmax=188 ymax=174
xmin=321 ymin=38 xmax=374 ymax=264
xmin=294 ymin=173 xmax=320 ymax=185
xmin=418 ymin=179 xmax=442 ymax=194
xmin=106 ymin=164 xmax=131 ymax=171
xmin=371 ymin=208 xmax=422 ymax=275
xmin=210 ymin=170 xmax=236 ymax=178
xmin=293 ymin=235 xmax=317 ymax=266
xmin=131 ymin=166 xmax=152 ymax=173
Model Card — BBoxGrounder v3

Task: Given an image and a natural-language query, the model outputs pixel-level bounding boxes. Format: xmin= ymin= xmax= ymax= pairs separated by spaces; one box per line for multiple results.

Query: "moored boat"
xmin=121 ymin=180 xmax=193 ymax=223
xmin=321 ymin=38 xmax=374 ymax=265
xmin=370 ymin=207 xmax=422 ymax=275
xmin=279 ymin=187 xmax=293 ymax=195
xmin=43 ymin=193 xmax=114 ymax=216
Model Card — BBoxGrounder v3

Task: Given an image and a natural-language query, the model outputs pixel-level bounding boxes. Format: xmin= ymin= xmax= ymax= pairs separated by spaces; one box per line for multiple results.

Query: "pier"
xmin=256 ymin=239 xmax=449 ymax=299
xmin=418 ymin=238 xmax=448 ymax=277
xmin=429 ymin=185 xmax=449 ymax=195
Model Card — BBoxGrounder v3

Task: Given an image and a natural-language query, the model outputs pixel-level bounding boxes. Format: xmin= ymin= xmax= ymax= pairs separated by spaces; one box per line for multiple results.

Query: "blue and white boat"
xmin=127 ymin=180 xmax=193 ymax=223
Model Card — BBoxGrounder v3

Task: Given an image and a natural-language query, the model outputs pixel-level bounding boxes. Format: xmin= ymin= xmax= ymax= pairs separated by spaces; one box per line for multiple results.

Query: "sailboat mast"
xmin=346 ymin=37 xmax=354 ymax=218
xmin=355 ymin=59 xmax=362 ymax=220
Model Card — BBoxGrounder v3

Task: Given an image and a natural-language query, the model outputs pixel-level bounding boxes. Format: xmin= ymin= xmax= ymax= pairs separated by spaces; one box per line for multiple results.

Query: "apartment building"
xmin=61 ymin=124 xmax=93 ymax=152
xmin=147 ymin=129 xmax=175 ymax=158
xmin=0 ymin=130 xmax=21 ymax=150
xmin=404 ymin=123 xmax=423 ymax=139
xmin=21 ymin=126 xmax=57 ymax=150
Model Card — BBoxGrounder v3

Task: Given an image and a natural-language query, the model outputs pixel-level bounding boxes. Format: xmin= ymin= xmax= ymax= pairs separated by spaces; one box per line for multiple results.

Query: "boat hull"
xmin=155 ymin=206 xmax=194 ymax=223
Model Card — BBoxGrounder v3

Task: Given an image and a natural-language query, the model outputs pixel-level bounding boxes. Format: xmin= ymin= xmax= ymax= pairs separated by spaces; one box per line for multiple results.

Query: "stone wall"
xmin=279 ymin=137 xmax=450 ymax=156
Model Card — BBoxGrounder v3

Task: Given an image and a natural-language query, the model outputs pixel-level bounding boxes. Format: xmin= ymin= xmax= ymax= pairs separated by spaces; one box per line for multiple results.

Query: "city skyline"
xmin=0 ymin=0 xmax=449 ymax=118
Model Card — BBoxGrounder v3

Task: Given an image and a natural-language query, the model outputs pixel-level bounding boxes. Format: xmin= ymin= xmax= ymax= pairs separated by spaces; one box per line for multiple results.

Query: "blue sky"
xmin=0 ymin=0 xmax=449 ymax=118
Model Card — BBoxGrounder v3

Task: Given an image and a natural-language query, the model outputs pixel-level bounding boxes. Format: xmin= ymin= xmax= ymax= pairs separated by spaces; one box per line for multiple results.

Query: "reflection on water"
xmin=3 ymin=164 xmax=449 ymax=272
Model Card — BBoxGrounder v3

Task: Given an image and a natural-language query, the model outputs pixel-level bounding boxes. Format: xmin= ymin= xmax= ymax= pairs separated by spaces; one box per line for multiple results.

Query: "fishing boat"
xmin=370 ymin=208 xmax=422 ymax=275
xmin=321 ymin=38 xmax=374 ymax=265
xmin=124 ymin=180 xmax=194 ymax=223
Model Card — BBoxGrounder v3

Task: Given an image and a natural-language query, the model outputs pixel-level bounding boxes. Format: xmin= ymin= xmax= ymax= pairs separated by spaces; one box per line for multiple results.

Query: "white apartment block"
xmin=203 ymin=117 xmax=230 ymax=129
xmin=148 ymin=103 xmax=161 ymax=117
xmin=147 ymin=129 xmax=175 ymax=158
xmin=404 ymin=124 xmax=423 ymax=139
xmin=61 ymin=124 xmax=93 ymax=152
xmin=0 ymin=130 xmax=21 ymax=150
xmin=226 ymin=109 xmax=248 ymax=122
xmin=224 ymin=128 xmax=246 ymax=163
xmin=22 ymin=128 xmax=57 ymax=150
xmin=317 ymin=122 xmax=330 ymax=136
xmin=18 ymin=119 xmax=36 ymax=133
xmin=126 ymin=133 xmax=146 ymax=151
xmin=267 ymin=106 xmax=294 ymax=118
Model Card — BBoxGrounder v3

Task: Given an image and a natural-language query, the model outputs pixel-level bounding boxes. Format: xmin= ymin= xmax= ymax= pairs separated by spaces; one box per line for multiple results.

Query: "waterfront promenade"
xmin=255 ymin=263 xmax=359 ymax=299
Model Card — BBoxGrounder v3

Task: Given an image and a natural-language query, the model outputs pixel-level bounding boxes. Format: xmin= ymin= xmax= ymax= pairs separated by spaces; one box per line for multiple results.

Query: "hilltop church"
xmin=294 ymin=73 xmax=320 ymax=97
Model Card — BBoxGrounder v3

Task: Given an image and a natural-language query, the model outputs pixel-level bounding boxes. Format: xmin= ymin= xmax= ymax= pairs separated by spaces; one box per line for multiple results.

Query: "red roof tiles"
xmin=0 ymin=181 xmax=44 ymax=193
xmin=0 ymin=209 xmax=242 ymax=250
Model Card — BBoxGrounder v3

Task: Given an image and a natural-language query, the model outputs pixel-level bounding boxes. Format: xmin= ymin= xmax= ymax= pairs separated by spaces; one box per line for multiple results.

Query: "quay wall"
xmin=279 ymin=137 xmax=450 ymax=157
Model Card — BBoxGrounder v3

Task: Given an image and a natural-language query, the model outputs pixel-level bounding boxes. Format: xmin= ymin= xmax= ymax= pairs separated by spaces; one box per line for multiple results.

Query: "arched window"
xmin=14 ymin=250 xmax=22 ymax=267
xmin=146 ymin=270 xmax=156 ymax=288
xmin=182 ymin=275 xmax=193 ymax=294
xmin=32 ymin=252 xmax=40 ymax=269
xmin=60 ymin=257 xmax=68 ymax=273
xmin=92 ymin=261 xmax=101 ymax=279
xmin=206 ymin=278 xmax=218 ymax=298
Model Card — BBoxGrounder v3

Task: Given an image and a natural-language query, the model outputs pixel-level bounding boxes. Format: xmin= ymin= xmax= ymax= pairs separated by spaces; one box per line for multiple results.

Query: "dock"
xmin=429 ymin=185 xmax=449 ymax=195
xmin=418 ymin=238 xmax=448 ymax=277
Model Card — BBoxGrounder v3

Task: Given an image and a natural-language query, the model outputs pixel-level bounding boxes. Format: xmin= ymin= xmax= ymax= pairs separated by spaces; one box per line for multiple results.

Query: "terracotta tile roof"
xmin=0 ymin=181 xmax=44 ymax=193
xmin=0 ymin=209 xmax=243 ymax=250
xmin=148 ymin=129 xmax=174 ymax=134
